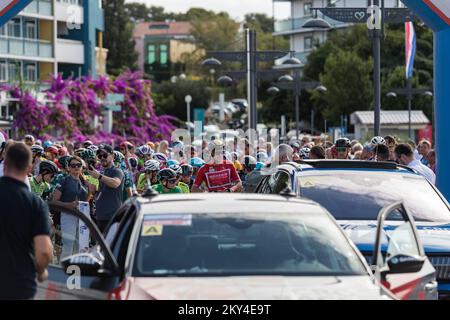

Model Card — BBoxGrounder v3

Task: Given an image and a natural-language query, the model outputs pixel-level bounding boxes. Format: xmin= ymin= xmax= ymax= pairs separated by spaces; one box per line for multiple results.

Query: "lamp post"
xmin=268 ymin=57 xmax=326 ymax=140
xmin=387 ymin=84 xmax=433 ymax=140
xmin=201 ymin=29 xmax=289 ymax=131
xmin=304 ymin=2 xmax=417 ymax=137
xmin=185 ymin=95 xmax=192 ymax=124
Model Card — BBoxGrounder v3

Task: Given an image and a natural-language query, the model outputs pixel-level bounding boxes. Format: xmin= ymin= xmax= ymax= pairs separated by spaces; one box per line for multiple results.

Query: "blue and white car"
xmin=255 ymin=160 xmax=450 ymax=299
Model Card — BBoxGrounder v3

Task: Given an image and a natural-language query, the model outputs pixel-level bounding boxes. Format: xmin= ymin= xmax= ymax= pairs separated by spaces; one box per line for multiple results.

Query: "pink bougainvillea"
xmin=1 ymin=70 xmax=176 ymax=145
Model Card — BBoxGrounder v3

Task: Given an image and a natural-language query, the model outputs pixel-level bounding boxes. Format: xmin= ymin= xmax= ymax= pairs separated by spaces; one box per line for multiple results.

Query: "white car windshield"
xmin=133 ymin=213 xmax=367 ymax=277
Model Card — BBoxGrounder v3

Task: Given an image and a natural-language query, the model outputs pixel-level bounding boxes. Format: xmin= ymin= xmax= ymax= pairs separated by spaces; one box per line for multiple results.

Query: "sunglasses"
xmin=98 ymin=153 xmax=109 ymax=160
xmin=336 ymin=147 xmax=348 ymax=152
xmin=167 ymin=178 xmax=178 ymax=184
xmin=70 ymin=163 xmax=82 ymax=169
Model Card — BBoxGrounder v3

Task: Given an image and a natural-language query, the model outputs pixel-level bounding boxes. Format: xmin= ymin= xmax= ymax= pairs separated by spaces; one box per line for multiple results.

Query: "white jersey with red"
xmin=193 ymin=160 xmax=241 ymax=192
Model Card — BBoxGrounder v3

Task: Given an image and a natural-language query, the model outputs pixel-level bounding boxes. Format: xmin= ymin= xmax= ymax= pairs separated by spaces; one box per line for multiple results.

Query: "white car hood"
xmin=126 ymin=276 xmax=391 ymax=300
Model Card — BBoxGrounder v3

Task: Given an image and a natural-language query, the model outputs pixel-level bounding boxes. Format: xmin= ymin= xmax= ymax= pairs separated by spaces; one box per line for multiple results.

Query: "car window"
xmin=271 ymin=171 xmax=290 ymax=194
xmin=132 ymin=213 xmax=367 ymax=277
xmin=298 ymin=171 xmax=450 ymax=222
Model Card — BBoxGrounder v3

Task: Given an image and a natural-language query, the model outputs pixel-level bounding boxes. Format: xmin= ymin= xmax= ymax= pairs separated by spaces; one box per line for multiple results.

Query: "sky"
xmin=125 ymin=0 xmax=291 ymax=21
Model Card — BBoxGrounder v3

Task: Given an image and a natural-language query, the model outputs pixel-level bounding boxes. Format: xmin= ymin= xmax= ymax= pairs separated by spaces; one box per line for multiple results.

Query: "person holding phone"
xmin=87 ymin=144 xmax=124 ymax=233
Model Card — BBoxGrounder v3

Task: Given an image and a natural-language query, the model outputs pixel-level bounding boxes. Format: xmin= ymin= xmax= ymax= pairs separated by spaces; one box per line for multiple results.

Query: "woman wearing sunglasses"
xmin=50 ymin=156 xmax=94 ymax=260
xmin=152 ymin=168 xmax=182 ymax=194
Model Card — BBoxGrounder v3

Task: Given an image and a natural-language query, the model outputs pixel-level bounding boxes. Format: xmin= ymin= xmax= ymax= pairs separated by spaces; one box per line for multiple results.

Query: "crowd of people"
xmin=0 ymin=129 xmax=438 ymax=300
xmin=0 ymin=132 xmax=438 ymax=207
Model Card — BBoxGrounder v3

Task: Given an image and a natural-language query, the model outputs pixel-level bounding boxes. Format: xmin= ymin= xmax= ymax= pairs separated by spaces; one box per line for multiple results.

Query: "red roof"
xmin=133 ymin=21 xmax=192 ymax=38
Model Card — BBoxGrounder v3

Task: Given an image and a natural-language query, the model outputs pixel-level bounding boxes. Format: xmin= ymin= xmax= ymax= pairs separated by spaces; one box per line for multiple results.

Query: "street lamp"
xmin=217 ymin=75 xmax=233 ymax=87
xmin=386 ymin=84 xmax=433 ymax=140
xmin=200 ymin=29 xmax=289 ymax=131
xmin=268 ymin=57 xmax=327 ymax=140
xmin=185 ymin=95 xmax=192 ymax=124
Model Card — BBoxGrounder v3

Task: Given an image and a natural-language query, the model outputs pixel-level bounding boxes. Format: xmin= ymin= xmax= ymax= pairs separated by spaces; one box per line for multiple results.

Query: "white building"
xmin=351 ymin=110 xmax=430 ymax=140
xmin=273 ymin=0 xmax=405 ymax=67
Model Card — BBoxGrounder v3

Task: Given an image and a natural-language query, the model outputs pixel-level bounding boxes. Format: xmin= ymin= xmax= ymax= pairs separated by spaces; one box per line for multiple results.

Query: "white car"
xmin=36 ymin=194 xmax=430 ymax=300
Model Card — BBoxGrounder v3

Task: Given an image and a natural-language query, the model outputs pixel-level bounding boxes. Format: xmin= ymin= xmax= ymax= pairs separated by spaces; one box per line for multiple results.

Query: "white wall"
xmin=55 ymin=39 xmax=84 ymax=64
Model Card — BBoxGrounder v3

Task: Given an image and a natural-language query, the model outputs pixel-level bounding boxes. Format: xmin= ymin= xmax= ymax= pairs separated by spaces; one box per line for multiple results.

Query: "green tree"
xmin=319 ymin=50 xmax=373 ymax=124
xmin=124 ymin=2 xmax=151 ymax=22
xmin=244 ymin=13 xmax=274 ymax=33
xmin=103 ymin=0 xmax=138 ymax=75
xmin=190 ymin=14 xmax=240 ymax=51
xmin=152 ymin=79 xmax=211 ymax=121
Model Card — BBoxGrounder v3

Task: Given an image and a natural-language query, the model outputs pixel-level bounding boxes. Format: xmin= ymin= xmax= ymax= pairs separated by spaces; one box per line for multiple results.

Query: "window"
xmin=8 ymin=19 xmax=21 ymax=37
xmin=148 ymin=44 xmax=156 ymax=64
xmin=304 ymin=2 xmax=313 ymax=16
xmin=304 ymin=36 xmax=313 ymax=50
xmin=0 ymin=61 xmax=7 ymax=81
xmin=134 ymin=213 xmax=367 ymax=277
xmin=25 ymin=63 xmax=36 ymax=82
xmin=160 ymin=44 xmax=168 ymax=65
xmin=25 ymin=21 xmax=36 ymax=39
xmin=8 ymin=62 xmax=18 ymax=81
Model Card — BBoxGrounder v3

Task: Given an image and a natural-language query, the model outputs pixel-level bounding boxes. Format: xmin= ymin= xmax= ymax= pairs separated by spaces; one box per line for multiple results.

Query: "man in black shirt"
xmin=0 ymin=142 xmax=53 ymax=299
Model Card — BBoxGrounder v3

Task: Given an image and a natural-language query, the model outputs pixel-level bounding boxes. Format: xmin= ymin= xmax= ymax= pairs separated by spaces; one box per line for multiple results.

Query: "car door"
xmin=35 ymin=204 xmax=120 ymax=300
xmin=373 ymin=202 xmax=438 ymax=300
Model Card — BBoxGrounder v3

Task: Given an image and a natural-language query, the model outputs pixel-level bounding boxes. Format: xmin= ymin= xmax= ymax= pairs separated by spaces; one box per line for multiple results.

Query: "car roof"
xmin=295 ymin=160 xmax=415 ymax=172
xmin=136 ymin=193 xmax=327 ymax=216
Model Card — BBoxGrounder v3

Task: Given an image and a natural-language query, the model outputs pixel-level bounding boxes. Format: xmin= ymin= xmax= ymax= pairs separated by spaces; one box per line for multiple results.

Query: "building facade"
xmin=0 ymin=0 xmax=107 ymax=87
xmin=273 ymin=0 xmax=404 ymax=67
xmin=133 ymin=21 xmax=199 ymax=82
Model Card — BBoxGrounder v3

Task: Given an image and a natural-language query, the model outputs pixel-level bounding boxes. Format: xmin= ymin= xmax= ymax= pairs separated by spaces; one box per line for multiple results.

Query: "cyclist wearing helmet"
xmin=153 ymin=152 xmax=168 ymax=168
xmin=31 ymin=145 xmax=45 ymax=176
xmin=78 ymin=149 xmax=100 ymax=193
xmin=82 ymin=140 xmax=94 ymax=149
xmin=169 ymin=164 xmax=190 ymax=193
xmin=44 ymin=146 xmax=59 ymax=162
xmin=137 ymin=160 xmax=160 ymax=193
xmin=153 ymin=168 xmax=182 ymax=194
xmin=241 ymin=155 xmax=257 ymax=179
xmin=370 ymin=136 xmax=386 ymax=147
xmin=180 ymin=164 xmax=194 ymax=188
xmin=24 ymin=134 xmax=35 ymax=147
xmin=29 ymin=160 xmax=58 ymax=198
xmin=192 ymin=140 xmax=242 ymax=193
xmin=300 ymin=147 xmax=311 ymax=160
xmin=335 ymin=138 xmax=352 ymax=160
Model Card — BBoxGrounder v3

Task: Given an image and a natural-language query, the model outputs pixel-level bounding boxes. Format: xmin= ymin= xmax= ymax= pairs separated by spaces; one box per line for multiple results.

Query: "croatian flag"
xmin=405 ymin=21 xmax=416 ymax=79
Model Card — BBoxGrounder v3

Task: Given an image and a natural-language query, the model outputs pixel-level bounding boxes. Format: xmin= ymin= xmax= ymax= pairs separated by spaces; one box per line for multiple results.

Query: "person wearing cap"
xmin=87 ymin=144 xmax=124 ymax=232
xmin=192 ymin=140 xmax=242 ymax=193
xmin=335 ymin=138 xmax=352 ymax=160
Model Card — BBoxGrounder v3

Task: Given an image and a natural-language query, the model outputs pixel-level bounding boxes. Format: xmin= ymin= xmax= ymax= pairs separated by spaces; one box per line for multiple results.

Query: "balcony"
xmin=55 ymin=1 xmax=84 ymax=25
xmin=0 ymin=36 xmax=53 ymax=60
xmin=274 ymin=16 xmax=348 ymax=35
xmin=56 ymin=39 xmax=84 ymax=64
xmin=21 ymin=0 xmax=53 ymax=18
